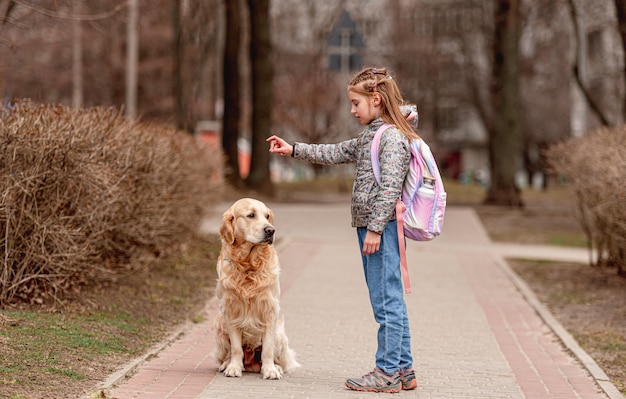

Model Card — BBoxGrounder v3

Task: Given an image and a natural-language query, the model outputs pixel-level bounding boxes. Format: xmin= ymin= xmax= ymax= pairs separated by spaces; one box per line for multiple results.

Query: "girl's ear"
xmin=372 ymin=92 xmax=382 ymax=106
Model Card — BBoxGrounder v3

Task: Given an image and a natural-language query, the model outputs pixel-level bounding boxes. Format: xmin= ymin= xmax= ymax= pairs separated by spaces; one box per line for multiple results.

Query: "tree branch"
xmin=567 ymin=0 xmax=612 ymax=126
xmin=11 ymin=0 xmax=127 ymax=21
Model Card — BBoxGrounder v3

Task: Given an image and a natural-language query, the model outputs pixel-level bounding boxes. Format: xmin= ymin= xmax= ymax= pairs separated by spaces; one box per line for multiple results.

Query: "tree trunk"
xmin=172 ymin=0 xmax=185 ymax=131
xmin=567 ymin=0 xmax=611 ymax=126
xmin=614 ymin=0 xmax=626 ymax=120
xmin=125 ymin=0 xmax=139 ymax=120
xmin=72 ymin=1 xmax=83 ymax=108
xmin=485 ymin=0 xmax=523 ymax=207
xmin=245 ymin=0 xmax=274 ymax=196
xmin=222 ymin=0 xmax=242 ymax=186
xmin=0 ymin=1 xmax=15 ymax=26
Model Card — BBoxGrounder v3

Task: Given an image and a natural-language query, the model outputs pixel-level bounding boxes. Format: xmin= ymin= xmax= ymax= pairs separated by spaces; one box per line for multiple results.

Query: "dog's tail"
xmin=276 ymin=316 xmax=301 ymax=373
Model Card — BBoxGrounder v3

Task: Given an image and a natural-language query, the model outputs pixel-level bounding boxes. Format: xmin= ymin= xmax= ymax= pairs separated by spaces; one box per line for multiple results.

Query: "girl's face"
xmin=348 ymin=90 xmax=380 ymax=125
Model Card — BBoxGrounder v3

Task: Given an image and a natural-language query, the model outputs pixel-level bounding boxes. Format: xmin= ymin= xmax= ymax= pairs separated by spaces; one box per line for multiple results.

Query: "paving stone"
xmin=102 ymin=204 xmax=620 ymax=399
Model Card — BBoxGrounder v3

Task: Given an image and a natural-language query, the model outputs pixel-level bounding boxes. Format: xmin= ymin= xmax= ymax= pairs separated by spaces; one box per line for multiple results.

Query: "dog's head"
xmin=220 ymin=198 xmax=275 ymax=246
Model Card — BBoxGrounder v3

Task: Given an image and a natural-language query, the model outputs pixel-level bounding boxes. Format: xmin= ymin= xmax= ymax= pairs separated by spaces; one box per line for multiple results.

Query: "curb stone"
xmin=83 ymin=299 xmax=216 ymax=399
xmin=497 ymin=258 xmax=625 ymax=399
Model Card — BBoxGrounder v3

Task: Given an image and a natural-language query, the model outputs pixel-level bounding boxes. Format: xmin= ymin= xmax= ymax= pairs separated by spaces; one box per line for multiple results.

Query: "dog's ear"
xmin=220 ymin=208 xmax=235 ymax=244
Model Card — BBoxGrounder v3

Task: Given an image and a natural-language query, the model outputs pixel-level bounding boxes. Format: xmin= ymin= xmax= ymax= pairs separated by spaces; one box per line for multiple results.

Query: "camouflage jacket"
xmin=293 ymin=116 xmax=412 ymax=234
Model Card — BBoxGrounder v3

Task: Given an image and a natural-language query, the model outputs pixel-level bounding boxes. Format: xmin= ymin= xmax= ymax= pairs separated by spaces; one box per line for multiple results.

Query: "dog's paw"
xmin=223 ymin=363 xmax=243 ymax=377
xmin=261 ymin=364 xmax=283 ymax=380
xmin=218 ymin=360 xmax=229 ymax=372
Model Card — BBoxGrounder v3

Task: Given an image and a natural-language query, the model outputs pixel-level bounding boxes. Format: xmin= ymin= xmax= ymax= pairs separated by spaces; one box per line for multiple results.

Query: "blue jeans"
xmin=357 ymin=220 xmax=413 ymax=375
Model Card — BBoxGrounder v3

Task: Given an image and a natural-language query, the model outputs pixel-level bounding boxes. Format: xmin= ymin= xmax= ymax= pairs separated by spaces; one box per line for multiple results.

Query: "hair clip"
xmin=372 ymin=68 xmax=377 ymax=74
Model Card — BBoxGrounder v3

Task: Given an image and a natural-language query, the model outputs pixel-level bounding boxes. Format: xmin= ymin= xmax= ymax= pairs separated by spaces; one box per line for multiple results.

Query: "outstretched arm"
xmin=266 ymin=135 xmax=293 ymax=157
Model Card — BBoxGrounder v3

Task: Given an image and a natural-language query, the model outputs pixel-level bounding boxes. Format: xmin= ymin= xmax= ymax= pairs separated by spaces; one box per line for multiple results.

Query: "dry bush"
xmin=0 ymin=100 xmax=223 ymax=304
xmin=546 ymin=126 xmax=626 ymax=275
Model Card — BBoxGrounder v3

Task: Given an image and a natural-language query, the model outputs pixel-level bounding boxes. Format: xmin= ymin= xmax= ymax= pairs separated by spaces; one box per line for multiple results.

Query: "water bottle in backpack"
xmin=417 ymin=177 xmax=435 ymax=199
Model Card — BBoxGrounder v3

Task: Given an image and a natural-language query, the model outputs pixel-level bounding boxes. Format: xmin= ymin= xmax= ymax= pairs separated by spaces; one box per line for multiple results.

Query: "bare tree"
xmin=222 ymin=0 xmax=242 ymax=186
xmin=0 ymin=0 xmax=219 ymax=126
xmin=519 ymin=0 xmax=572 ymax=188
xmin=245 ymin=0 xmax=273 ymax=195
xmin=186 ymin=1 xmax=222 ymax=122
xmin=0 ymin=0 xmax=15 ymax=26
xmin=486 ymin=0 xmax=523 ymax=206
xmin=126 ymin=0 xmax=139 ymax=119
xmin=272 ymin=3 xmax=345 ymax=177
xmin=171 ymin=0 xmax=221 ymax=130
xmin=0 ymin=0 xmax=17 ymax=100
xmin=567 ymin=0 xmax=612 ymax=126
xmin=614 ymin=0 xmax=626 ymax=120
xmin=72 ymin=0 xmax=83 ymax=107
xmin=273 ymin=55 xmax=342 ymax=172
xmin=389 ymin=1 xmax=443 ymax=141
xmin=172 ymin=0 xmax=184 ymax=130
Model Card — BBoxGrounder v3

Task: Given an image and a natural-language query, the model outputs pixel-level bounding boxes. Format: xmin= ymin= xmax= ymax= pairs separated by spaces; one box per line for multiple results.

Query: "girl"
xmin=266 ymin=67 xmax=418 ymax=393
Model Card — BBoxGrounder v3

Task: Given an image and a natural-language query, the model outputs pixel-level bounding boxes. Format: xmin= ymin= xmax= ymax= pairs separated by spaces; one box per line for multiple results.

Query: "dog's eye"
xmin=265 ymin=213 xmax=270 ymax=220
xmin=247 ymin=212 xmax=255 ymax=218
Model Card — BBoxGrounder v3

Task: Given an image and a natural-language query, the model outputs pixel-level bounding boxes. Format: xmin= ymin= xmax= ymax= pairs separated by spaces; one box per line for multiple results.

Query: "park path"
xmin=99 ymin=201 xmax=623 ymax=399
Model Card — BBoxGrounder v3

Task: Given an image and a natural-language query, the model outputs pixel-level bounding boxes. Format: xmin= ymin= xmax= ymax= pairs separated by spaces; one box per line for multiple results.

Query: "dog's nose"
xmin=264 ymin=226 xmax=275 ymax=238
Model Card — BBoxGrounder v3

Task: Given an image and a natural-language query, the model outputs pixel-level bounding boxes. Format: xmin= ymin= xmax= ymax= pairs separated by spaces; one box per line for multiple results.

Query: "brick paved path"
xmin=101 ymin=203 xmax=623 ymax=399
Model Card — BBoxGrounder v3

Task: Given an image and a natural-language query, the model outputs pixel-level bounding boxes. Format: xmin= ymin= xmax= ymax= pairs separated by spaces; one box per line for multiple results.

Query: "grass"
xmin=548 ymin=233 xmax=589 ymax=247
xmin=1 ymin=309 xmax=144 ymax=395
xmin=0 ymin=234 xmax=220 ymax=399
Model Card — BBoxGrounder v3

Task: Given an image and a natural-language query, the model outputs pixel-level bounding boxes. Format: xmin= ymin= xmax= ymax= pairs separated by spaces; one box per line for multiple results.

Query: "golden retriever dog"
xmin=213 ymin=198 xmax=299 ymax=380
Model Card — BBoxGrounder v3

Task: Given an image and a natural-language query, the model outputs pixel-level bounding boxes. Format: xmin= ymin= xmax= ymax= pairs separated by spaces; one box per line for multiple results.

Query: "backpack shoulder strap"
xmin=413 ymin=139 xmax=433 ymax=179
xmin=416 ymin=139 xmax=441 ymax=181
xmin=371 ymin=123 xmax=392 ymax=184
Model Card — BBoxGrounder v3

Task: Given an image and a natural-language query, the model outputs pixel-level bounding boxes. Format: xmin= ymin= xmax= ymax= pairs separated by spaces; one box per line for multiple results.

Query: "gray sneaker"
xmin=344 ymin=367 xmax=402 ymax=393
xmin=398 ymin=368 xmax=417 ymax=390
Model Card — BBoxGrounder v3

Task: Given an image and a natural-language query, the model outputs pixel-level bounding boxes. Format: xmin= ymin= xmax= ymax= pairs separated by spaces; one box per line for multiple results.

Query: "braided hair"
xmin=348 ymin=67 xmax=419 ymax=141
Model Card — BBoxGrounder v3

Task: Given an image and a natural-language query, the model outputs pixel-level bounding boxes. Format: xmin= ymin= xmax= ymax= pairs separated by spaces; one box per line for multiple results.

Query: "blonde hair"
xmin=348 ymin=67 xmax=419 ymax=141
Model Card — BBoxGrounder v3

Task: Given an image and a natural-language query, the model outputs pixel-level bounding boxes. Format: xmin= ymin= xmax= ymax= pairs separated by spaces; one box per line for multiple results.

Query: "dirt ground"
xmin=476 ymin=199 xmax=626 ymax=395
xmin=509 ymin=260 xmax=626 ymax=395
xmin=0 ymin=236 xmax=220 ymax=399
xmin=1 ymin=185 xmax=625 ymax=398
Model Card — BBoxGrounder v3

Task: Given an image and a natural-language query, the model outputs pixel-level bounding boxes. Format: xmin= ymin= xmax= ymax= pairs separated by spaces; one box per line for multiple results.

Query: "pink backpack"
xmin=371 ymin=124 xmax=447 ymax=241
xmin=371 ymin=124 xmax=447 ymax=292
